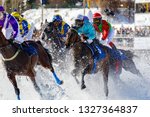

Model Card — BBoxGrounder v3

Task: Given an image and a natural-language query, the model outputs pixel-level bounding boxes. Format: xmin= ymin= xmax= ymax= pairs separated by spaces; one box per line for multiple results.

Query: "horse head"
xmin=0 ymin=26 xmax=9 ymax=47
xmin=42 ymin=22 xmax=66 ymax=50
xmin=65 ymin=28 xmax=80 ymax=48
xmin=41 ymin=22 xmax=59 ymax=41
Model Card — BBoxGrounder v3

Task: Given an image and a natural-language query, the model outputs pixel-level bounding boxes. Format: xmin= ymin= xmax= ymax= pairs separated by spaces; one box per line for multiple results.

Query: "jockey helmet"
xmin=93 ymin=12 xmax=102 ymax=19
xmin=93 ymin=13 xmax=102 ymax=25
xmin=0 ymin=6 xmax=5 ymax=12
xmin=52 ymin=15 xmax=62 ymax=22
xmin=75 ymin=14 xmax=84 ymax=28
xmin=11 ymin=12 xmax=21 ymax=21
xmin=76 ymin=14 xmax=84 ymax=20
xmin=83 ymin=16 xmax=89 ymax=21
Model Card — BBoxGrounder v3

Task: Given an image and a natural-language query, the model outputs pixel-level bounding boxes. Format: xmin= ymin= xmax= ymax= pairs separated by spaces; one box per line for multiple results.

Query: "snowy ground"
xmin=0 ymin=50 xmax=150 ymax=100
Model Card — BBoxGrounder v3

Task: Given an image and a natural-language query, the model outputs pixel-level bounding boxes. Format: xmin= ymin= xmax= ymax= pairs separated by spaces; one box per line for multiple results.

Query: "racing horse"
xmin=0 ymin=26 xmax=63 ymax=100
xmin=65 ymin=28 xmax=110 ymax=97
xmin=65 ymin=28 xmax=142 ymax=97
xmin=41 ymin=22 xmax=66 ymax=63
xmin=66 ymin=28 xmax=142 ymax=79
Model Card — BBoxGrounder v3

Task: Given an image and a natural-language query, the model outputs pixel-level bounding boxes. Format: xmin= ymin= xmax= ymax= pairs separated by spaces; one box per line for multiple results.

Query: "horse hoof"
xmin=81 ymin=85 xmax=86 ymax=90
xmin=57 ymin=80 xmax=63 ymax=85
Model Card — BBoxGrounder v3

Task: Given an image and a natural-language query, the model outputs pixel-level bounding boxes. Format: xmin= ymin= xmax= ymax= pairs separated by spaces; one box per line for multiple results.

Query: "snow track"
xmin=0 ymin=50 xmax=150 ymax=100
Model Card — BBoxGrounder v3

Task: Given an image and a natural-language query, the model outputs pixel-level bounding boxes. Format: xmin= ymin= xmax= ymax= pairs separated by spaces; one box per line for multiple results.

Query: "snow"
xmin=0 ymin=8 xmax=150 ymax=100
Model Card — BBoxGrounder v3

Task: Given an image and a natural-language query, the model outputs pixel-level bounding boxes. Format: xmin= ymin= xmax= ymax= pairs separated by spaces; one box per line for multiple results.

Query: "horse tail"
xmin=36 ymin=40 xmax=52 ymax=63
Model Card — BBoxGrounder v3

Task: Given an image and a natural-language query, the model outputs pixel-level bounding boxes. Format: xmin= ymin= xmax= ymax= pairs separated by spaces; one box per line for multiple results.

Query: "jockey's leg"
xmin=13 ymin=42 xmax=37 ymax=57
xmin=22 ymin=43 xmax=37 ymax=56
xmin=107 ymin=28 xmax=117 ymax=50
xmin=109 ymin=42 xmax=117 ymax=50
xmin=107 ymin=28 xmax=115 ymax=44
xmin=7 ymin=73 xmax=21 ymax=100
xmin=89 ymin=39 xmax=99 ymax=57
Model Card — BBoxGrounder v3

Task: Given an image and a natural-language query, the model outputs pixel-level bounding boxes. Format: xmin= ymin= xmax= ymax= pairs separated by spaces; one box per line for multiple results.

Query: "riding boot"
xmin=109 ymin=42 xmax=117 ymax=50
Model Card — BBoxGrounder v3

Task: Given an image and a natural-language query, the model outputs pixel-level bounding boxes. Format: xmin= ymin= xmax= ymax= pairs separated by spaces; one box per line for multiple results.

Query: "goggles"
xmin=93 ymin=18 xmax=102 ymax=23
xmin=75 ymin=19 xmax=83 ymax=25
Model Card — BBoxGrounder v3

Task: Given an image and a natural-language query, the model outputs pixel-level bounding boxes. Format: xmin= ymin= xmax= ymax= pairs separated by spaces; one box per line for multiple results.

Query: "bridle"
xmin=0 ymin=34 xmax=20 ymax=61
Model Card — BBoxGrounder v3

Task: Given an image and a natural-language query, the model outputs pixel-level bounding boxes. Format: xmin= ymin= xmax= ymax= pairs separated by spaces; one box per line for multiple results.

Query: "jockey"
xmin=0 ymin=6 xmax=36 ymax=56
xmin=52 ymin=14 xmax=70 ymax=42
xmin=93 ymin=12 xmax=116 ymax=49
xmin=0 ymin=6 xmax=24 ymax=44
xmin=75 ymin=14 xmax=99 ymax=57
xmin=11 ymin=11 xmax=34 ymax=41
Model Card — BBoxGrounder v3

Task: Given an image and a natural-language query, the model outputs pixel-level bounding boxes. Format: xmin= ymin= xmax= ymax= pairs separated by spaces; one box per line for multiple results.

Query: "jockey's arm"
xmin=86 ymin=22 xmax=96 ymax=40
xmin=8 ymin=14 xmax=19 ymax=38
xmin=101 ymin=21 xmax=111 ymax=40
xmin=21 ymin=20 xmax=29 ymax=37
xmin=60 ymin=23 xmax=70 ymax=38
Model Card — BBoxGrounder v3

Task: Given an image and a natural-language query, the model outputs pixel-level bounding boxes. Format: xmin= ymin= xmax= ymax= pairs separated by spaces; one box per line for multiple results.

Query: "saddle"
xmin=13 ymin=41 xmax=37 ymax=57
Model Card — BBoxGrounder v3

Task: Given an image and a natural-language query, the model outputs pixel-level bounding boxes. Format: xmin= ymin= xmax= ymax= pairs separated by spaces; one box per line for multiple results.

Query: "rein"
xmin=0 ymin=43 xmax=20 ymax=62
xmin=2 ymin=49 xmax=20 ymax=61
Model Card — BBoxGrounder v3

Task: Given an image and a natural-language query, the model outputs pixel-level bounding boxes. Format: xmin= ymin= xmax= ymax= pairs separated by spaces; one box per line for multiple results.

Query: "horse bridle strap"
xmin=2 ymin=49 xmax=20 ymax=62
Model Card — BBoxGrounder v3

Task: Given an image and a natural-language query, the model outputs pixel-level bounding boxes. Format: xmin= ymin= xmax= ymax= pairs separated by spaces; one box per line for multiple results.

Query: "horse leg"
xmin=81 ymin=64 xmax=90 ymax=89
xmin=35 ymin=43 xmax=63 ymax=85
xmin=102 ymin=63 xmax=109 ymax=97
xmin=28 ymin=69 xmax=42 ymax=97
xmin=49 ymin=65 xmax=63 ymax=85
xmin=122 ymin=59 xmax=143 ymax=78
xmin=71 ymin=69 xmax=80 ymax=84
xmin=7 ymin=73 xmax=20 ymax=100
xmin=71 ymin=58 xmax=81 ymax=84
